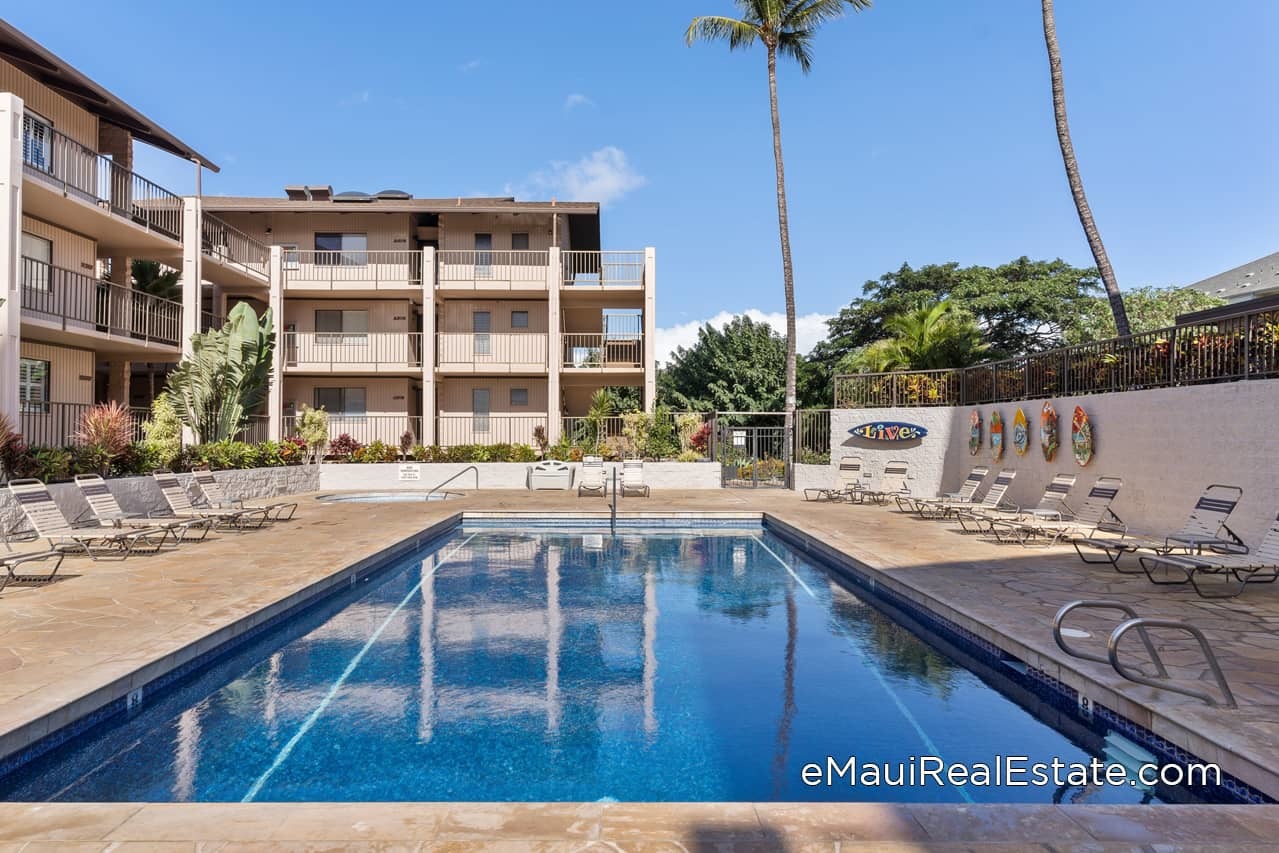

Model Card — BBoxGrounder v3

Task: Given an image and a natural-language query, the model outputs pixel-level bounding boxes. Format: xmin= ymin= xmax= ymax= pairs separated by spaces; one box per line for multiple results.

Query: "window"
xmin=19 ymin=359 xmax=49 ymax=414
xmin=474 ymin=233 xmax=493 ymax=277
xmin=314 ymin=387 xmax=367 ymax=417
xmin=314 ymin=233 xmax=367 ymax=266
xmin=473 ymin=311 xmax=491 ymax=355
xmin=511 ymin=232 xmax=530 ymax=251
xmin=21 ymin=232 xmax=52 ymax=292
xmin=315 ymin=310 xmax=369 ymax=344
xmin=510 ymin=310 xmax=529 ymax=330
xmin=282 ymin=243 xmax=299 ymax=271
xmin=472 ymin=388 xmax=490 ymax=433
xmin=510 ymin=388 xmax=529 ymax=407
xmin=21 ymin=112 xmax=53 ymax=172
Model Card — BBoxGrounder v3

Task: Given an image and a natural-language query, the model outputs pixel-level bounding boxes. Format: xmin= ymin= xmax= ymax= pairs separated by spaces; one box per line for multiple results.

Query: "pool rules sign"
xmin=399 ymin=464 xmax=422 ymax=482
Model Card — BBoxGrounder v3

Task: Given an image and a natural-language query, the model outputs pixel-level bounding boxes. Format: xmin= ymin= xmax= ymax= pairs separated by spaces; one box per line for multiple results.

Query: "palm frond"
xmin=787 ymin=0 xmax=871 ymax=31
xmin=686 ymin=15 xmax=761 ymax=50
xmin=776 ymin=29 xmax=815 ymax=71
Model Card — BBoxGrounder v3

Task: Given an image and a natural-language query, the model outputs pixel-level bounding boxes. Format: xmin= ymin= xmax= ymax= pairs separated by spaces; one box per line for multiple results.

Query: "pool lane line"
xmin=749 ymin=533 xmax=976 ymax=804
xmin=241 ymin=532 xmax=479 ymax=803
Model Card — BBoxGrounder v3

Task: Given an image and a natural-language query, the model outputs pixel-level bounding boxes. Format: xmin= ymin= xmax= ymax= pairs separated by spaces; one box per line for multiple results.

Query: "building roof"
xmin=0 ymin=18 xmax=218 ymax=170
xmin=1184 ymin=250 xmax=1279 ymax=300
xmin=200 ymin=195 xmax=599 ymax=215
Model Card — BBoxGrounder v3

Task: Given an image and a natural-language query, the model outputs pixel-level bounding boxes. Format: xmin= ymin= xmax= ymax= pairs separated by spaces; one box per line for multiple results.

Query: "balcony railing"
xmin=285 ymin=414 xmax=424 ymax=448
xmin=22 ymin=117 xmax=183 ymax=242
xmin=283 ymin=332 xmax=424 ymax=370
xmin=562 ymin=251 xmax=645 ymax=287
xmin=201 ymin=310 xmax=225 ymax=332
xmin=436 ymin=332 xmax=548 ymax=368
xmin=562 ymin=333 xmax=645 ymax=369
xmin=202 ymin=214 xmax=268 ymax=278
xmin=19 ymin=401 xmax=92 ymax=448
xmin=833 ymin=303 xmax=1279 ymax=408
xmin=21 ymin=258 xmax=182 ymax=347
xmin=283 ymin=250 xmax=422 ymax=289
xmin=436 ymin=415 xmax=546 ymax=447
xmin=436 ymin=250 xmax=550 ymax=287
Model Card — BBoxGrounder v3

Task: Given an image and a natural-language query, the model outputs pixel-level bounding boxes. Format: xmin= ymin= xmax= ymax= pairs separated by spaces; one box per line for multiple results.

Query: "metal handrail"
xmin=1053 ymin=600 xmax=1167 ymax=677
xmin=427 ymin=465 xmax=479 ymax=498
xmin=1109 ymin=619 xmax=1237 ymax=708
xmin=610 ymin=467 xmax=618 ymax=533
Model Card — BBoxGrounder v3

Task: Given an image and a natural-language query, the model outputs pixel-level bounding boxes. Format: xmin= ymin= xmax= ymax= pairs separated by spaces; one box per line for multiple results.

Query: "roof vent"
xmin=284 ymin=185 xmax=309 ymax=200
xmin=334 ymin=191 xmax=374 ymax=203
xmin=307 ymin=185 xmax=333 ymax=202
xmin=376 ymin=189 xmax=413 ymax=200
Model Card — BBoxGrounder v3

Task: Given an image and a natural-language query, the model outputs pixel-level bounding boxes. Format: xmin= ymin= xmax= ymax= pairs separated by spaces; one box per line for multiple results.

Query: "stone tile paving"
xmin=0 ymin=488 xmax=1277 ymax=847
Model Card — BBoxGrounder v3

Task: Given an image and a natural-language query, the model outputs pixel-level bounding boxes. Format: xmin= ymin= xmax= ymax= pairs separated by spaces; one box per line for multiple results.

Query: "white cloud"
xmin=337 ymin=90 xmax=370 ymax=107
xmin=459 ymin=58 xmax=484 ymax=73
xmin=563 ymin=93 xmax=595 ymax=111
xmin=656 ymin=310 xmax=833 ymax=366
xmin=508 ymin=146 xmax=645 ymax=206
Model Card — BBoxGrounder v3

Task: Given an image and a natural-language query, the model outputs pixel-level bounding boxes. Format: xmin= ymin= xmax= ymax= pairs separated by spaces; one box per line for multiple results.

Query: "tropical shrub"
xmin=293 ymin=405 xmax=329 ymax=464
xmin=73 ymin=402 xmax=136 ymax=476
xmin=689 ymin=421 xmax=712 ymax=455
xmin=675 ymin=413 xmax=703 ymax=452
xmin=328 ymin=433 xmax=362 ymax=461
xmin=677 ymin=449 xmax=704 ymax=463
xmin=352 ymin=440 xmax=398 ymax=463
xmin=398 ymin=431 xmax=415 ymax=459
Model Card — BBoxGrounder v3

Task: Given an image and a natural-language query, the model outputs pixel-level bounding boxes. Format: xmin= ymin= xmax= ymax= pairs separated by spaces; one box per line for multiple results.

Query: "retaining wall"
xmin=317 ymin=461 xmax=723 ymax=492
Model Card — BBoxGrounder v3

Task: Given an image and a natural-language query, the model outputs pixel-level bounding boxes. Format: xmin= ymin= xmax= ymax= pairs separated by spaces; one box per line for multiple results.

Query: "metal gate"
xmin=716 ymin=419 xmax=789 ymax=488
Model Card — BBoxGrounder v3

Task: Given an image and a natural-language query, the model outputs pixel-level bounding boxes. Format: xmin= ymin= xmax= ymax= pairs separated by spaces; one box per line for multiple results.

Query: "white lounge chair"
xmin=1075 ymin=484 xmax=1246 ymax=571
xmin=990 ymin=476 xmax=1125 ymax=546
xmin=940 ymin=470 xmax=1017 ymax=527
xmin=74 ymin=474 xmax=213 ymax=542
xmin=1 ymin=550 xmax=66 ymax=592
xmin=621 ymin=459 xmax=650 ymax=497
xmin=900 ymin=466 xmax=989 ymax=516
xmin=578 ymin=456 xmax=606 ymax=496
xmin=1140 ymin=510 xmax=1279 ymax=598
xmin=152 ymin=471 xmax=270 ymax=530
xmin=7 ymin=479 xmax=172 ymax=559
xmin=955 ymin=472 xmax=1075 ymax=534
xmin=863 ymin=461 xmax=910 ymax=505
xmin=191 ymin=467 xmax=298 ymax=521
xmin=804 ymin=456 xmax=864 ymax=502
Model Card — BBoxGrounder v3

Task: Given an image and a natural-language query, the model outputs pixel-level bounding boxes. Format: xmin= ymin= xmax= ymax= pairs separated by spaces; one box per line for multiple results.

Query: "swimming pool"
xmin=316 ymin=491 xmax=459 ymax=503
xmin=0 ymin=521 xmax=1231 ymax=803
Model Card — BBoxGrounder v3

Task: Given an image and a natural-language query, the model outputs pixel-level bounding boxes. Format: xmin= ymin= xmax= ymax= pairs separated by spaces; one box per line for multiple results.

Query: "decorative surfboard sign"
xmin=989 ymin=411 xmax=1004 ymax=461
xmin=849 ymin=422 xmax=929 ymax=442
xmin=968 ymin=409 xmax=982 ymax=456
xmin=1012 ymin=408 xmax=1029 ymax=456
xmin=1041 ymin=401 xmax=1059 ymax=462
xmin=1072 ymin=405 xmax=1094 ymax=467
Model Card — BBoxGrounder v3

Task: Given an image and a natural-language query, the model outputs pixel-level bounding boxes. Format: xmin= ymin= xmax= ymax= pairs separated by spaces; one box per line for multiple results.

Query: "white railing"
xmin=436 ymin=415 xmax=546 ymax=447
xmin=561 ymin=251 xmax=645 ymax=287
xmin=283 ymin=332 xmax=424 ymax=370
xmin=22 ymin=117 xmax=184 ymax=241
xmin=562 ymin=333 xmax=644 ymax=369
xmin=235 ymin=415 xmax=271 ymax=444
xmin=20 ymin=257 xmax=182 ymax=347
xmin=202 ymin=214 xmax=268 ymax=278
xmin=436 ymin=332 xmax=549 ymax=367
xmin=436 ymin=250 xmax=549 ymax=287
xmin=283 ymin=414 xmax=424 ymax=449
xmin=283 ymin=250 xmax=422 ymax=288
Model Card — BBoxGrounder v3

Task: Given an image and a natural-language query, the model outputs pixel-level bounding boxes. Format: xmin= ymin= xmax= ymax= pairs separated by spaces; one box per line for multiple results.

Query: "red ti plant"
xmin=73 ymin=402 xmax=136 ymax=476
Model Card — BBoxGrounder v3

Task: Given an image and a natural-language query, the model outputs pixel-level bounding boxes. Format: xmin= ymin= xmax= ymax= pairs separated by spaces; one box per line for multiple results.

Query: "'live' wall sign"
xmin=850 ymin=422 xmax=928 ymax=441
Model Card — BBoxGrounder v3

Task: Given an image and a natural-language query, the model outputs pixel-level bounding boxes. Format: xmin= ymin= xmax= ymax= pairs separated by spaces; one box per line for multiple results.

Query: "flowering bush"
xmin=327 ymin=433 xmax=363 ymax=461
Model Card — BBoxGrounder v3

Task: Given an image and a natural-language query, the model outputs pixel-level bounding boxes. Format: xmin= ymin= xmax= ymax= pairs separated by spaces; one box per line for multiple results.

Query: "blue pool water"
xmin=0 ymin=523 xmax=1219 ymax=803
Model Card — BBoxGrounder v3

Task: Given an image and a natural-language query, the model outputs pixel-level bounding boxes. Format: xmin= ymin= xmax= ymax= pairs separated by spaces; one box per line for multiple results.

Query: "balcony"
xmin=561 ymin=251 xmax=645 ymax=289
xmin=561 ymin=334 xmax=645 ymax=371
xmin=20 ymin=258 xmax=182 ymax=353
xmin=283 ymin=332 xmax=423 ymax=373
xmin=283 ymin=250 xmax=422 ymax=292
xmin=21 ymin=118 xmax=184 ymax=254
xmin=436 ymin=250 xmax=550 ymax=292
xmin=436 ymin=332 xmax=549 ymax=373
xmin=285 ymin=414 xmax=424 ymax=448
xmin=202 ymin=213 xmax=268 ymax=288
xmin=435 ymin=414 xmax=547 ymax=448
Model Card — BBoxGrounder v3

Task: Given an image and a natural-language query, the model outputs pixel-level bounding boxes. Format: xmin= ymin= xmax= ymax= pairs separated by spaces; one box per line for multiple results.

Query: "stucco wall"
xmin=0 ymin=467 xmax=320 ymax=537
xmin=825 ymin=407 xmax=963 ymax=502
xmin=318 ymin=461 xmax=722 ymax=492
xmin=829 ymin=381 xmax=1279 ymax=542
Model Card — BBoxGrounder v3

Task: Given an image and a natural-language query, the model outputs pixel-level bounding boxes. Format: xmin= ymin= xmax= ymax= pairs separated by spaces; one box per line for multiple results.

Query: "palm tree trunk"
xmin=1041 ymin=0 xmax=1130 ymax=337
xmin=766 ymin=45 xmax=798 ymax=466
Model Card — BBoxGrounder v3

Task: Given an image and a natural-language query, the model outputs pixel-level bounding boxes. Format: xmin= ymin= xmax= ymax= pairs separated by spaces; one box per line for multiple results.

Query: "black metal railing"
xmin=22 ymin=117 xmax=184 ymax=241
xmin=21 ymin=257 xmax=183 ymax=347
xmin=834 ymin=303 xmax=1279 ymax=408
xmin=202 ymin=213 xmax=268 ymax=278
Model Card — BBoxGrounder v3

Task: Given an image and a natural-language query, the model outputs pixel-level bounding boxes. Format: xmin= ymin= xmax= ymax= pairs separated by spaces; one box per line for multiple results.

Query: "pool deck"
xmin=1 ymin=487 xmax=1278 ymax=849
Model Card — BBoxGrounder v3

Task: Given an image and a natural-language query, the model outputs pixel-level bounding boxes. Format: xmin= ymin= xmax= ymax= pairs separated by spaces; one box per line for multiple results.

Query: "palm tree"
xmin=131 ymin=260 xmax=181 ymax=301
xmin=1040 ymin=0 xmax=1130 ymax=337
xmin=687 ymin=0 xmax=872 ymax=461
xmin=844 ymin=301 xmax=989 ymax=372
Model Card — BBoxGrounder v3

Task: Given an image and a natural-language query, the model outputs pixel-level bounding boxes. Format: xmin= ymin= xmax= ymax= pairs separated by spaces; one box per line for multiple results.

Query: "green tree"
xmin=1041 ymin=0 xmax=1129 ymax=336
xmin=131 ymin=260 xmax=181 ymax=301
xmin=844 ymin=301 xmax=989 ymax=372
xmin=658 ymin=315 xmax=786 ymax=412
xmin=1065 ymin=287 xmax=1225 ymax=344
xmin=687 ymin=0 xmax=873 ymax=455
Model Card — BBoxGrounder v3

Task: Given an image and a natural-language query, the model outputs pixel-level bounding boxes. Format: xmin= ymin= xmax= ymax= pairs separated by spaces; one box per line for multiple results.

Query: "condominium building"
xmin=0 ymin=20 xmax=655 ymax=450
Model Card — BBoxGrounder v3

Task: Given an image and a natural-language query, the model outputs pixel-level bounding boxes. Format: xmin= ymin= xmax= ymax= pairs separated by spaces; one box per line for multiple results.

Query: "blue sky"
xmin=9 ymin=1 xmax=1276 ymax=359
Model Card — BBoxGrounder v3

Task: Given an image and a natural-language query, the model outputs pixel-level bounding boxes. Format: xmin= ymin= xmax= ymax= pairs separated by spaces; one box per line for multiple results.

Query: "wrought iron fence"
xmin=22 ymin=118 xmax=184 ymax=241
xmin=834 ymin=303 xmax=1279 ymax=408
xmin=795 ymin=409 xmax=831 ymax=464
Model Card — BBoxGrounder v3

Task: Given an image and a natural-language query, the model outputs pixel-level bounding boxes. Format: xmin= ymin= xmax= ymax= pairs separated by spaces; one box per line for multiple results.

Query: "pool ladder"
xmin=427 ymin=465 xmax=479 ymax=499
xmin=1053 ymin=600 xmax=1236 ymax=708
